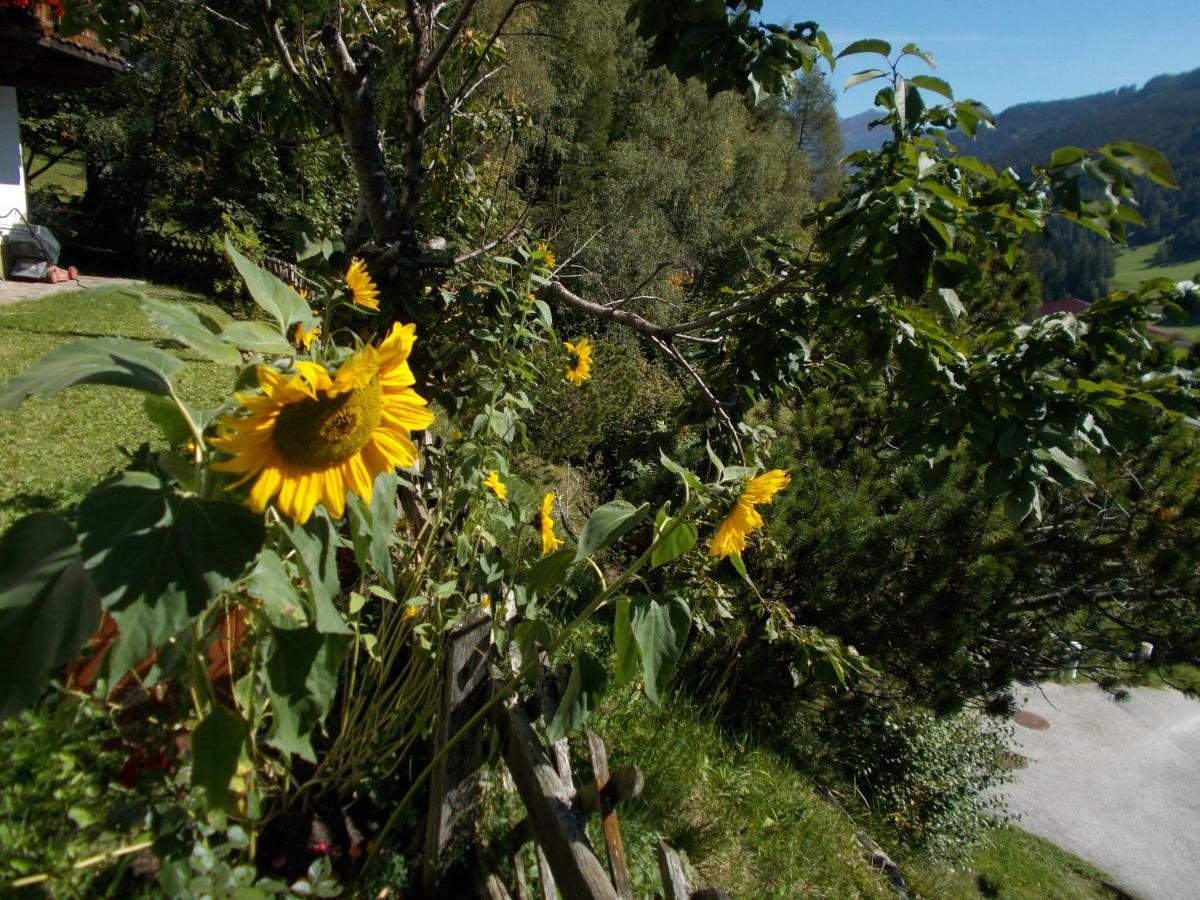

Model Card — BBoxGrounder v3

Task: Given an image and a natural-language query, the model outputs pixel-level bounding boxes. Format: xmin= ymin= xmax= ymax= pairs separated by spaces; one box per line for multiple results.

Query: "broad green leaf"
xmin=514 ymin=620 xmax=555 ymax=670
xmin=933 ymin=288 xmax=965 ymax=323
xmin=264 ymin=627 xmax=348 ymax=762
xmin=0 ymin=514 xmax=100 ymax=720
xmin=574 ymin=500 xmax=651 ymax=562
xmin=909 ymin=74 xmax=952 ymax=99
xmin=1101 ymin=142 xmax=1177 ymax=189
xmin=247 ymin=549 xmax=308 ymax=630
xmin=844 ymin=69 xmax=887 ymax=91
xmin=282 ymin=513 xmax=351 ymax=635
xmin=525 ymin=548 xmax=574 ymax=598
xmin=346 ymin=471 xmax=399 ymax=592
xmin=191 ymin=704 xmax=245 ymax=811
xmin=224 ymin=239 xmax=309 ymax=333
xmin=630 ymin=595 xmax=691 ymax=704
xmin=220 ymin=321 xmax=296 ymax=355
xmin=1048 ymin=146 xmax=1087 ymax=168
xmin=77 ymin=472 xmax=265 ymax=677
xmin=141 ymin=296 xmax=243 ymax=366
xmin=1035 ymin=446 xmax=1093 ymax=485
xmin=900 ymin=43 xmax=936 ymax=68
xmin=545 ymin=652 xmax=606 ymax=742
xmin=613 ymin=596 xmax=639 ymax=687
xmin=143 ymin=393 xmax=196 ymax=447
xmin=650 ymin=517 xmax=698 ymax=569
xmin=836 ymin=39 xmax=891 ymax=59
xmin=0 ymin=337 xmax=183 ymax=409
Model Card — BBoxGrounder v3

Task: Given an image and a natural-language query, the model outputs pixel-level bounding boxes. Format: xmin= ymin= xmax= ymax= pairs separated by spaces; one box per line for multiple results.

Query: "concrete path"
xmin=1004 ymin=683 xmax=1200 ymax=900
xmin=0 ymin=275 xmax=148 ymax=306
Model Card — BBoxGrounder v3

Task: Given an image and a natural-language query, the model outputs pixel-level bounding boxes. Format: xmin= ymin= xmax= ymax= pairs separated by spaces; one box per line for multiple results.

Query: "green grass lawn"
xmin=25 ymin=152 xmax=88 ymax=199
xmin=1111 ymin=240 xmax=1200 ymax=292
xmin=0 ymin=285 xmax=233 ymax=534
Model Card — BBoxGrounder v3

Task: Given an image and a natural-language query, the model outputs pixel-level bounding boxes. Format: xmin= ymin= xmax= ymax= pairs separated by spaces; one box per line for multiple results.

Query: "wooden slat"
xmin=512 ymin=843 xmax=531 ymax=900
xmin=586 ymin=731 xmax=634 ymax=900
xmin=498 ymin=701 xmax=618 ymax=900
xmin=420 ymin=609 xmax=494 ymax=894
xmin=656 ymin=839 xmax=689 ymax=900
xmin=535 ymin=843 xmax=558 ymax=900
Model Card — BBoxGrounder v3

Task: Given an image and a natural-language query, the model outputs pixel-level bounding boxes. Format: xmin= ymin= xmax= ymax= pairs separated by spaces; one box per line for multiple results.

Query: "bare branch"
xmin=652 ymin=337 xmax=746 ymax=464
xmin=417 ymin=0 xmax=483 ymax=85
xmin=254 ymin=0 xmax=335 ymax=122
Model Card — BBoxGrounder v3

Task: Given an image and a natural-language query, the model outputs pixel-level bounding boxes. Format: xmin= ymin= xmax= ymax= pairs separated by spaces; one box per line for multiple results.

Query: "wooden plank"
xmin=498 ymin=701 xmax=618 ymax=900
xmin=585 ymin=730 xmax=633 ymax=900
xmin=656 ymin=839 xmax=689 ymax=900
xmin=534 ymin=843 xmax=558 ymax=900
xmin=420 ymin=609 xmax=494 ymax=895
xmin=512 ymin=843 xmax=531 ymax=900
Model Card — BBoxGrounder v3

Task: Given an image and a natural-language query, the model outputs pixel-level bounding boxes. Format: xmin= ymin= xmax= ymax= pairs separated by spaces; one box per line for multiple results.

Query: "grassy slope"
xmin=0 ymin=286 xmax=232 ymax=533
xmin=1112 ymin=240 xmax=1200 ymax=292
xmin=26 ymin=153 xmax=88 ymax=199
xmin=594 ymin=697 xmax=1117 ymax=899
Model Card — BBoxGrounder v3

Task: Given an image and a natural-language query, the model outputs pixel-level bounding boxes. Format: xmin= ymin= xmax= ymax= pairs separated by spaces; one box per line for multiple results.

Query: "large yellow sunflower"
xmin=564 ymin=337 xmax=593 ymax=386
xmin=708 ymin=469 xmax=791 ymax=559
xmin=483 ymin=470 xmax=507 ymax=500
xmin=346 ymin=258 xmax=381 ymax=311
xmin=540 ymin=491 xmax=564 ymax=555
xmin=210 ymin=322 xmax=434 ymax=524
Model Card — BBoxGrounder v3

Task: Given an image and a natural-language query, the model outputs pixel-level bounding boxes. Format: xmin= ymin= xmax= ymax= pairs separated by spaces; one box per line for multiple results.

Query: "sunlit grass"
xmin=0 ymin=285 xmax=234 ymax=534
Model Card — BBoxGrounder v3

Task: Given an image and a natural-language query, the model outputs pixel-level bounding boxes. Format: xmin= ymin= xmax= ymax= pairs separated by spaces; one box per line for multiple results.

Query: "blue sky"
xmin=763 ymin=0 xmax=1200 ymax=117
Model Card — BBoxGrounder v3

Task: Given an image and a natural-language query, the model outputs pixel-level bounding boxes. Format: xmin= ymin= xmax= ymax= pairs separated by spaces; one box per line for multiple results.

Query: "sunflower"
xmin=345 ymin=258 xmax=380 ymax=311
xmin=564 ymin=337 xmax=593 ymax=386
xmin=210 ymin=322 xmax=434 ymax=524
xmin=708 ymin=469 xmax=791 ymax=559
xmin=540 ymin=491 xmax=564 ymax=555
xmin=535 ymin=241 xmax=556 ymax=269
xmin=291 ymin=317 xmax=321 ymax=352
xmin=483 ymin=470 xmax=507 ymax=500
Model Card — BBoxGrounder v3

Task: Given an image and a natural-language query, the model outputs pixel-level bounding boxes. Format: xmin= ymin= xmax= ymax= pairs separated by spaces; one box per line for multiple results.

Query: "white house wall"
xmin=0 ymin=86 xmax=28 ymax=276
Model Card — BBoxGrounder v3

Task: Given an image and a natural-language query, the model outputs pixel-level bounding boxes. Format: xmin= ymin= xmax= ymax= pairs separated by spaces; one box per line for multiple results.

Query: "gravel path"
xmin=0 ymin=276 xmax=149 ymax=306
xmin=1003 ymin=683 xmax=1200 ymax=900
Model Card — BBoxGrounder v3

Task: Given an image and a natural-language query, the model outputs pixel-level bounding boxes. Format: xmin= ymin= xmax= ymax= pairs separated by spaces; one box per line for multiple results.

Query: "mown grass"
xmin=903 ymin=826 xmax=1117 ymax=899
xmin=0 ymin=285 xmax=233 ymax=534
xmin=1111 ymin=240 xmax=1200 ymax=292
xmin=26 ymin=152 xmax=88 ymax=199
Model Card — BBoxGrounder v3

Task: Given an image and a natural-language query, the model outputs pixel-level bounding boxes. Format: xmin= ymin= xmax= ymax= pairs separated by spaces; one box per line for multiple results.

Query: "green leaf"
xmin=1035 ymin=446 xmax=1093 ymax=486
xmin=933 ymin=287 xmax=965 ymax=323
xmin=141 ymin=296 xmax=243 ymax=366
xmin=613 ymin=596 xmax=639 ymax=687
xmin=191 ymin=704 xmax=245 ymax=811
xmin=574 ymin=500 xmax=651 ymax=562
xmin=650 ymin=517 xmax=698 ymax=569
xmin=281 ymin=513 xmax=350 ymax=635
xmin=77 ymin=473 xmax=265 ymax=678
xmin=224 ymin=239 xmax=309 ymax=333
xmin=264 ymin=627 xmax=348 ymax=762
xmin=630 ymin=595 xmax=691 ymax=704
xmin=143 ymin=394 xmax=196 ymax=447
xmin=836 ymin=38 xmax=891 ymax=59
xmin=513 ymin=620 xmax=555 ymax=670
xmin=0 ymin=337 xmax=183 ymax=409
xmin=0 ymin=514 xmax=100 ymax=720
xmin=545 ymin=652 xmax=606 ymax=742
xmin=1048 ymin=146 xmax=1087 ymax=168
xmin=900 ymin=43 xmax=936 ymax=68
xmin=1101 ymin=141 xmax=1177 ymax=189
xmin=247 ymin=550 xmax=308 ymax=629
xmin=844 ymin=68 xmax=886 ymax=91
xmin=220 ymin=321 xmax=296 ymax=356
xmin=525 ymin=548 xmax=575 ymax=599
xmin=909 ymin=74 xmax=952 ymax=99
xmin=346 ymin=472 xmax=398 ymax=592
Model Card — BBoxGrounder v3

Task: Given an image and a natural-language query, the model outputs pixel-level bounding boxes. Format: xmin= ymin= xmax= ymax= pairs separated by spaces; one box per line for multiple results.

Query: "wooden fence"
xmin=137 ymin=232 xmax=303 ymax=292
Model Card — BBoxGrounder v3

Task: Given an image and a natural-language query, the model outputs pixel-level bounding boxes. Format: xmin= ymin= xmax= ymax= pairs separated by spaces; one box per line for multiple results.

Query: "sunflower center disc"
xmin=272 ymin=380 xmax=384 ymax=467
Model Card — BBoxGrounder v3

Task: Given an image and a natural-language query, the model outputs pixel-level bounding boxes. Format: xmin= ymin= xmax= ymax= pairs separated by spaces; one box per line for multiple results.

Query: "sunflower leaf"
xmin=141 ymin=296 xmax=243 ymax=366
xmin=0 ymin=337 xmax=183 ymax=409
xmin=264 ymin=627 xmax=349 ymax=762
xmin=224 ymin=238 xmax=309 ymax=334
xmin=545 ymin=651 xmax=606 ymax=742
xmin=574 ymin=500 xmax=651 ymax=562
xmin=192 ymin=704 xmax=245 ymax=811
xmin=281 ymin=513 xmax=351 ymax=635
xmin=76 ymin=473 xmax=265 ymax=678
xmin=630 ymin=594 xmax=691 ymax=705
xmin=0 ymin=514 xmax=100 ymax=721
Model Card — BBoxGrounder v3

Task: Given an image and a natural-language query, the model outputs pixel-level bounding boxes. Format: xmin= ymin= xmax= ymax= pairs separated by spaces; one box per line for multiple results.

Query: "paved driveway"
xmin=0 ymin=275 xmax=148 ymax=306
xmin=1003 ymin=683 xmax=1200 ymax=900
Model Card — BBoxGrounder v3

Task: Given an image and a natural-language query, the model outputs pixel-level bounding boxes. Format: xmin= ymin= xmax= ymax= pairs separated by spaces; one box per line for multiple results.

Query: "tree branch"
xmin=416 ymin=0 xmax=482 ymax=85
xmin=652 ymin=336 xmax=746 ymax=464
xmin=254 ymin=0 xmax=335 ymax=122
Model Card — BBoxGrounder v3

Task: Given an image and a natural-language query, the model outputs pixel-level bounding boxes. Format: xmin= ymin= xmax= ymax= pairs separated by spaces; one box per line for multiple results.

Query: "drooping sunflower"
xmin=564 ymin=337 xmax=593 ymax=386
xmin=483 ymin=470 xmax=507 ymax=500
xmin=707 ymin=469 xmax=791 ymax=559
xmin=535 ymin=241 xmax=556 ymax=270
xmin=345 ymin=258 xmax=380 ymax=311
xmin=291 ymin=318 xmax=321 ymax=352
xmin=540 ymin=491 xmax=564 ymax=555
xmin=210 ymin=322 xmax=434 ymax=524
